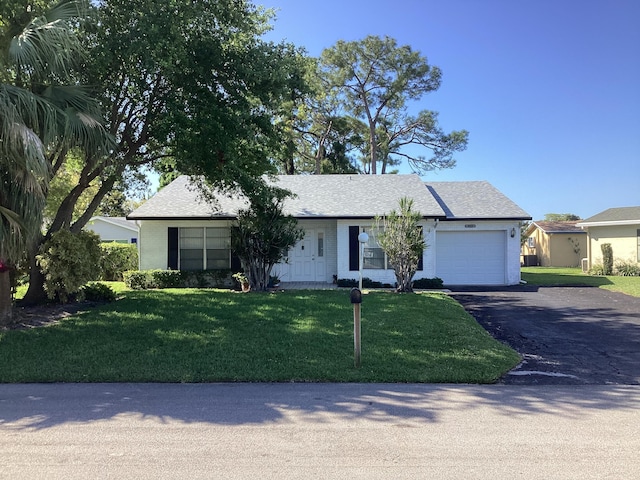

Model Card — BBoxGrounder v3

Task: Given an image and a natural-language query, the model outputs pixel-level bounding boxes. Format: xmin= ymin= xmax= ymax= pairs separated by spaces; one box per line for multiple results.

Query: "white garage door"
xmin=436 ymin=231 xmax=506 ymax=285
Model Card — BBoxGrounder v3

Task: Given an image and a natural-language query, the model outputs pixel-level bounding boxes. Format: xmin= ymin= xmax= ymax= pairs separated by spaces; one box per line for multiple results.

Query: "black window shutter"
xmin=417 ymin=226 xmax=424 ymax=271
xmin=349 ymin=226 xmax=359 ymax=271
xmin=168 ymin=227 xmax=179 ymax=270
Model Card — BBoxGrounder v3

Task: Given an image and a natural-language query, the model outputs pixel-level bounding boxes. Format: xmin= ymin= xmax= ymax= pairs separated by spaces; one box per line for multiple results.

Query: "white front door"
xmin=285 ymin=229 xmax=326 ymax=282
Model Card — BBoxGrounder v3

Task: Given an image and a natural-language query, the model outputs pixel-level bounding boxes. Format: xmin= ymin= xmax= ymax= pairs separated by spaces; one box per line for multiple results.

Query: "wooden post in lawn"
xmin=353 ymin=303 xmax=361 ymax=368
xmin=350 ymin=288 xmax=362 ymax=368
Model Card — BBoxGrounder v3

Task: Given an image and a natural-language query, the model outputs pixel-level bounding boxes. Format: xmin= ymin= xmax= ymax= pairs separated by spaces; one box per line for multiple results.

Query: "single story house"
xmin=576 ymin=207 xmax=640 ymax=269
xmin=521 ymin=221 xmax=587 ymax=267
xmin=127 ymin=175 xmax=531 ymax=286
xmin=85 ymin=216 xmax=139 ymax=244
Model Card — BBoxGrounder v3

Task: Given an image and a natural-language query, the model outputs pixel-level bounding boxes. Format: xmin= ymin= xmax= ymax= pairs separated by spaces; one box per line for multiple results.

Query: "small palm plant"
xmin=375 ymin=197 xmax=426 ymax=293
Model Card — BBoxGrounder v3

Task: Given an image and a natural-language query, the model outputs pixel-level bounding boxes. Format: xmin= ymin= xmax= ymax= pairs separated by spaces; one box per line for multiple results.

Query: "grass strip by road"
xmin=521 ymin=267 xmax=640 ymax=297
xmin=0 ymin=288 xmax=519 ymax=383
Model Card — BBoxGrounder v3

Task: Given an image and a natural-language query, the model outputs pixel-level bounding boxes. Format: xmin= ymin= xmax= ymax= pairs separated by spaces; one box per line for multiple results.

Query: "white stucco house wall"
xmin=85 ymin=216 xmax=139 ymax=244
xmin=127 ymin=175 xmax=530 ymax=286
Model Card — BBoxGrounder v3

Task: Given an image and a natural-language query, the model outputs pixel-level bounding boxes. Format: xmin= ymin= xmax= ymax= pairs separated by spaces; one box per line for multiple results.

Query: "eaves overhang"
xmin=126 ymin=215 xmax=237 ymax=221
xmin=127 ymin=214 xmax=449 ymax=221
xmin=91 ymin=217 xmax=139 ymax=231
xmin=440 ymin=216 xmax=531 ymax=222
xmin=576 ymin=220 xmax=640 ymax=228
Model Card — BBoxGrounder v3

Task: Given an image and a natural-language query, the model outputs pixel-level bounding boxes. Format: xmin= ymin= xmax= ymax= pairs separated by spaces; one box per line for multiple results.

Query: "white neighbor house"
xmin=85 ymin=216 xmax=139 ymax=244
xmin=127 ymin=175 xmax=531 ymax=286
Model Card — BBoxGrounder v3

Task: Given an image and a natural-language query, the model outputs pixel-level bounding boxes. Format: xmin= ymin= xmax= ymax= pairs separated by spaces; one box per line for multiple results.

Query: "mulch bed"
xmin=3 ymin=302 xmax=99 ymax=331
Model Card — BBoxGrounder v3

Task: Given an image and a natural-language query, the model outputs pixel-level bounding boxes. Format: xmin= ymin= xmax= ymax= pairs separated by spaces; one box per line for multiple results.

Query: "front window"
xmin=179 ymin=227 xmax=230 ymax=270
xmin=363 ymin=227 xmax=386 ymax=269
xmin=206 ymin=227 xmax=231 ymax=269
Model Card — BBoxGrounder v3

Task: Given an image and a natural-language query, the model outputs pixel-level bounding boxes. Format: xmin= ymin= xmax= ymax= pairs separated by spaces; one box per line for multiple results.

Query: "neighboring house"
xmin=576 ymin=207 xmax=640 ymax=269
xmin=85 ymin=216 xmax=139 ymax=244
xmin=127 ymin=175 xmax=531 ymax=286
xmin=521 ymin=221 xmax=586 ymax=267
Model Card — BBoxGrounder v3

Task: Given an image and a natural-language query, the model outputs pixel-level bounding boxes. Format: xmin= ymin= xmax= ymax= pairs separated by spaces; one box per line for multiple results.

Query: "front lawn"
xmin=521 ymin=267 xmax=640 ymax=297
xmin=0 ymin=288 xmax=519 ymax=383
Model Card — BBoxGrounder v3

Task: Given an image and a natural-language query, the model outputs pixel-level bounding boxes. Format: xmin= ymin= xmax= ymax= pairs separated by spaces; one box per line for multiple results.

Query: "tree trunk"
xmin=369 ymin=122 xmax=377 ymax=174
xmin=0 ymin=269 xmax=13 ymax=326
xmin=394 ymin=261 xmax=415 ymax=293
xmin=21 ymin=241 xmax=48 ymax=306
xmin=284 ymin=156 xmax=295 ymax=175
xmin=21 ymin=172 xmax=118 ymax=306
xmin=315 ymin=120 xmax=332 ymax=175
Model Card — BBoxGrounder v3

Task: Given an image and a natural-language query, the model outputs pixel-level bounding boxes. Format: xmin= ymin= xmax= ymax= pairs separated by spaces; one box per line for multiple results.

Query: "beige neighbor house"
xmin=576 ymin=207 xmax=640 ymax=270
xmin=85 ymin=216 xmax=139 ymax=244
xmin=127 ymin=175 xmax=531 ymax=286
xmin=521 ymin=221 xmax=587 ymax=267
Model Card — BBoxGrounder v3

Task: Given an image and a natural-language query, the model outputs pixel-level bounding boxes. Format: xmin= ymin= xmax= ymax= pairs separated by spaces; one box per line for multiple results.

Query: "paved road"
xmin=1 ymin=383 xmax=639 ymax=479
xmin=452 ymin=286 xmax=640 ymax=385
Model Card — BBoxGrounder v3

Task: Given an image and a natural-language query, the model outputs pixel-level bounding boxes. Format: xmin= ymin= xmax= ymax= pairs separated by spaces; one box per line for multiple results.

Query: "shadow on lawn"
xmin=1 ymin=383 xmax=640 ymax=431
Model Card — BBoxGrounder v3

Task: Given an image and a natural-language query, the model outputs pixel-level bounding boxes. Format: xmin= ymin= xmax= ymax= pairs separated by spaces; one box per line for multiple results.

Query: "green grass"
xmin=521 ymin=267 xmax=640 ymax=297
xmin=0 ymin=288 xmax=519 ymax=383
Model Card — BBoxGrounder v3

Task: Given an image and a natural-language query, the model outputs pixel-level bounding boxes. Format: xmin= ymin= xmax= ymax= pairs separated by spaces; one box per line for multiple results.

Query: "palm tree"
xmin=0 ymin=0 xmax=110 ymax=325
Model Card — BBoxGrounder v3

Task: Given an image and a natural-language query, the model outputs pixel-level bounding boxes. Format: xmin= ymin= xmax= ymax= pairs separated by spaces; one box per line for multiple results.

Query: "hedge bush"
xmin=336 ymin=278 xmax=385 ymax=288
xmin=100 ymin=243 xmax=138 ymax=281
xmin=123 ymin=269 xmax=234 ymax=290
xmin=412 ymin=277 xmax=444 ymax=289
xmin=336 ymin=277 xmax=444 ymax=289
xmin=81 ymin=282 xmax=117 ymax=302
xmin=601 ymin=243 xmax=613 ymax=275
xmin=37 ymin=230 xmax=102 ymax=303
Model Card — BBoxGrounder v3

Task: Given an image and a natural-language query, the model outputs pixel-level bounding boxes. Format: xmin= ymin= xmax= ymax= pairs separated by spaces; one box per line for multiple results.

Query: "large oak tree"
xmin=22 ymin=0 xmax=309 ymax=303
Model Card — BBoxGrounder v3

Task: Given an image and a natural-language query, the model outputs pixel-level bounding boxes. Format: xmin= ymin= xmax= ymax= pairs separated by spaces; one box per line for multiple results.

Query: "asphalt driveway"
xmin=451 ymin=286 xmax=640 ymax=385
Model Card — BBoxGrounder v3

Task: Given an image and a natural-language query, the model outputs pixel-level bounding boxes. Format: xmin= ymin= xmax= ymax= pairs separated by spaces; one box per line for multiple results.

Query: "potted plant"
xmin=268 ymin=274 xmax=280 ymax=289
xmin=232 ymin=272 xmax=250 ymax=292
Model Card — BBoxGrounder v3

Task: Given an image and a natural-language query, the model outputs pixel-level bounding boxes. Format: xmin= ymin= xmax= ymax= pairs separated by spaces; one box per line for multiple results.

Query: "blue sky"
xmin=262 ymin=0 xmax=640 ymax=221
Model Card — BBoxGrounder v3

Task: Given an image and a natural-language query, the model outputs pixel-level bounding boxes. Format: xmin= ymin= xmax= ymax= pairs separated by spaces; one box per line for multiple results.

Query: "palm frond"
xmin=0 ymin=0 xmax=102 ymax=265
xmin=47 ymin=0 xmax=89 ymax=23
xmin=1 ymin=88 xmax=52 ymax=172
xmin=39 ymin=84 xmax=115 ymax=154
xmin=8 ymin=0 xmax=88 ymax=80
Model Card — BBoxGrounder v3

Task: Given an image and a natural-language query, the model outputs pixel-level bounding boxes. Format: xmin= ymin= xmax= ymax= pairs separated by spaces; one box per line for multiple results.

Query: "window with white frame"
xmin=362 ymin=226 xmax=386 ymax=269
xmin=527 ymin=236 xmax=535 ymax=248
xmin=179 ymin=227 xmax=230 ymax=270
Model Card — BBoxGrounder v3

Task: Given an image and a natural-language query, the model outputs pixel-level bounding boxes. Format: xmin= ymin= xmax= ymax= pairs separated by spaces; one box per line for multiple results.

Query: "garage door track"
xmin=452 ymin=286 xmax=640 ymax=385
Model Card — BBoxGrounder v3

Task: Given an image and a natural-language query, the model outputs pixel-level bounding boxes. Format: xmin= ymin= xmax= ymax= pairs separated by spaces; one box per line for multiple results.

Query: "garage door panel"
xmin=436 ymin=231 xmax=505 ymax=285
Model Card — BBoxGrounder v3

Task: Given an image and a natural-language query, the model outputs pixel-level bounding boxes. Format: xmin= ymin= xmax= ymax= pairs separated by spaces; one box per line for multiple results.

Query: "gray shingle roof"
xmin=127 ymin=176 xmax=244 ymax=219
xmin=129 ymin=174 xmax=447 ymax=219
xmin=271 ymin=174 xmax=445 ymax=218
xmin=577 ymin=206 xmax=640 ymax=226
xmin=527 ymin=221 xmax=585 ymax=235
xmin=89 ymin=216 xmax=139 ymax=231
xmin=426 ymin=181 xmax=531 ymax=220
xmin=128 ymin=175 xmax=530 ymax=221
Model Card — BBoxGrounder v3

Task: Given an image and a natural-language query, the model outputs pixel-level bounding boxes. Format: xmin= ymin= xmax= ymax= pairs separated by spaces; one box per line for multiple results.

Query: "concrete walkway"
xmin=278 ymin=281 xmax=338 ymax=290
xmin=1 ymin=383 xmax=639 ymax=479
